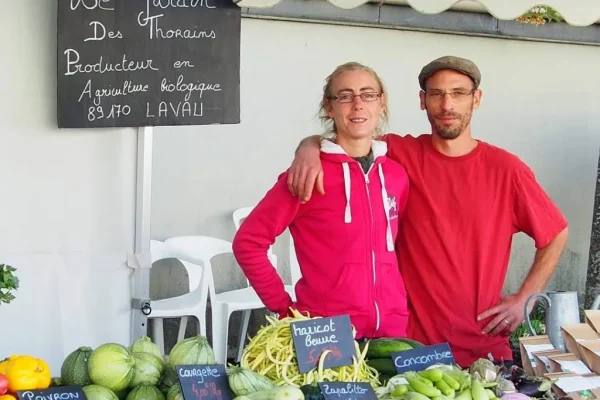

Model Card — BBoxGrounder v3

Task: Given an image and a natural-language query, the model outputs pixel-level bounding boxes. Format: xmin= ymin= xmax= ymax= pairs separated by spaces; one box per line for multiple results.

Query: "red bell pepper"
xmin=0 ymin=373 xmax=8 ymax=395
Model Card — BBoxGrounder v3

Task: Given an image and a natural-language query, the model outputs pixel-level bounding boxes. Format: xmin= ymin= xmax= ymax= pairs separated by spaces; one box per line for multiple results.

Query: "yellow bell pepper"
xmin=0 ymin=356 xmax=21 ymax=376
xmin=0 ymin=395 xmax=17 ymax=400
xmin=5 ymin=356 xmax=51 ymax=392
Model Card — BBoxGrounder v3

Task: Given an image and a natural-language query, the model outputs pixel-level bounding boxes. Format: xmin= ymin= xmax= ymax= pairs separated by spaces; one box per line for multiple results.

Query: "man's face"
xmin=419 ymin=69 xmax=482 ymax=140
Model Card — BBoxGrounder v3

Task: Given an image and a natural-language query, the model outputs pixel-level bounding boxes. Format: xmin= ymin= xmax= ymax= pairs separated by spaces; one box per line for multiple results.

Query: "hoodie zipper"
xmin=362 ymin=165 xmax=381 ymax=334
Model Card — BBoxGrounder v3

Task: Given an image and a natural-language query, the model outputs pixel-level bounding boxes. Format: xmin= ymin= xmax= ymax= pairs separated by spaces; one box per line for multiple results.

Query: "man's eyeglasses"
xmin=329 ymin=92 xmax=381 ymax=103
xmin=424 ymin=89 xmax=475 ymax=101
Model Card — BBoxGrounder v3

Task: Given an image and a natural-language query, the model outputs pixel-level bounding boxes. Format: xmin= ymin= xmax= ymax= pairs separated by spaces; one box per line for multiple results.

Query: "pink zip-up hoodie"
xmin=232 ymin=140 xmax=410 ymax=339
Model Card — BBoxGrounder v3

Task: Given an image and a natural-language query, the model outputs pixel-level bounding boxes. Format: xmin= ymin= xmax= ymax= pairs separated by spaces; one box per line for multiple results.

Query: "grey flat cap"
xmin=418 ymin=56 xmax=481 ymax=89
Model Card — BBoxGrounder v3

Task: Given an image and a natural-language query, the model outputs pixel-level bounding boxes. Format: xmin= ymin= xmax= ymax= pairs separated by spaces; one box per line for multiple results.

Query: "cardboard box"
xmin=562 ymin=324 xmax=600 ymax=358
xmin=586 ymin=310 xmax=600 ymax=333
xmin=533 ymin=349 xmax=565 ymax=376
xmin=551 ymin=372 xmax=600 ymax=400
xmin=520 ymin=336 xmax=556 ymax=376
xmin=580 ymin=340 xmax=600 ymax=374
xmin=549 ymin=353 xmax=593 ymax=374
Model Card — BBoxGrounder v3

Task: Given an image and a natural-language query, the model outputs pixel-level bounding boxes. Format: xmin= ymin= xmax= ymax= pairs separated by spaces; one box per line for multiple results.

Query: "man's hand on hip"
xmin=477 ymin=293 xmax=533 ymax=336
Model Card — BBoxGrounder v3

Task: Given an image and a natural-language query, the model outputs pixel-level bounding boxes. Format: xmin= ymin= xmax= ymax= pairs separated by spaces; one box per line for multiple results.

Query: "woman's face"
xmin=327 ymin=69 xmax=385 ymax=140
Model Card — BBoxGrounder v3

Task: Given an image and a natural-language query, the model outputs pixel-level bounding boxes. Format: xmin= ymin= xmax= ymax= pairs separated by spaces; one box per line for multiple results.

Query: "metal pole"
xmin=128 ymin=126 xmax=154 ymax=343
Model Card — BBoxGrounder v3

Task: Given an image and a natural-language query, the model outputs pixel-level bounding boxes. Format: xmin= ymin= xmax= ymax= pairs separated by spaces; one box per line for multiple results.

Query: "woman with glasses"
xmin=232 ymin=62 xmax=410 ymax=340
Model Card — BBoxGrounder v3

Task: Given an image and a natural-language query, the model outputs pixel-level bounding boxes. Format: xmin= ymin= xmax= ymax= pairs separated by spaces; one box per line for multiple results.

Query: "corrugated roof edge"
xmin=239 ymin=0 xmax=600 ymax=46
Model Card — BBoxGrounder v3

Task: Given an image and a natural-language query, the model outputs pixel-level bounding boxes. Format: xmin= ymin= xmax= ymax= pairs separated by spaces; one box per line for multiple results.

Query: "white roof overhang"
xmin=234 ymin=0 xmax=600 ymax=27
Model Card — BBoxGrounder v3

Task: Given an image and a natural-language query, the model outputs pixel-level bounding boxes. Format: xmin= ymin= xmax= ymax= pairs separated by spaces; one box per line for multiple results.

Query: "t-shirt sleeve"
xmin=512 ymin=163 xmax=568 ymax=248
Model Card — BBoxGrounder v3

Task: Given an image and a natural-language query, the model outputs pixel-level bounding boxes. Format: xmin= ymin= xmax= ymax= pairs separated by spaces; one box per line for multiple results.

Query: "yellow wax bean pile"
xmin=240 ymin=310 xmax=380 ymax=388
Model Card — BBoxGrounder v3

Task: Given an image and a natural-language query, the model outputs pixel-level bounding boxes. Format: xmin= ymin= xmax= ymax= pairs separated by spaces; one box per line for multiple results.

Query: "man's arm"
xmin=478 ymin=162 xmax=569 ymax=336
xmin=478 ymin=227 xmax=568 ymax=335
xmin=287 ymin=135 xmax=324 ymax=202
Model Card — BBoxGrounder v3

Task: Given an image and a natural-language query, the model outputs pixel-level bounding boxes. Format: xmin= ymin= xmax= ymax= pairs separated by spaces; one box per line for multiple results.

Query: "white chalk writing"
xmin=78 ymin=79 xmax=150 ymax=104
xmin=178 ymin=366 xmax=220 ymax=384
xmin=84 ymin=21 xmax=123 ymax=42
xmin=64 ymin=50 xmax=158 ymax=76
xmin=21 ymin=392 xmax=80 ymax=400
xmin=322 ymin=383 xmax=368 ymax=396
xmin=138 ymin=0 xmax=216 ymax=39
xmin=146 ymin=101 xmax=204 ymax=118
xmin=70 ymin=0 xmax=114 ymax=11
xmin=160 ymin=75 xmax=221 ymax=101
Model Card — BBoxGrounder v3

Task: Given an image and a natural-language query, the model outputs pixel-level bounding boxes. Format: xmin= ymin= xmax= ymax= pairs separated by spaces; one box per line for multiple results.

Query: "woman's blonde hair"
xmin=318 ymin=62 xmax=389 ymax=139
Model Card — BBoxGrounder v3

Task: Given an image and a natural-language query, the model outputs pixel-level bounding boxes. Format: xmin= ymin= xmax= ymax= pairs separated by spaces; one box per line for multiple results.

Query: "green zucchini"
xmin=241 ymin=386 xmax=304 ymax=400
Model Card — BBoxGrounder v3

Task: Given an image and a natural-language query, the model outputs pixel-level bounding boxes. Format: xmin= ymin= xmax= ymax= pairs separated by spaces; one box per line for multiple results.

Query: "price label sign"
xmin=176 ymin=364 xmax=232 ymax=400
xmin=291 ymin=314 xmax=356 ymax=373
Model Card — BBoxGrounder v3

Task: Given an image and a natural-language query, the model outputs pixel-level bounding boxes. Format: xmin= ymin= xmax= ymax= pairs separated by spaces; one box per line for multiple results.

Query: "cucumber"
xmin=366 ymin=358 xmax=398 ymax=376
xmin=362 ymin=338 xmax=424 ymax=359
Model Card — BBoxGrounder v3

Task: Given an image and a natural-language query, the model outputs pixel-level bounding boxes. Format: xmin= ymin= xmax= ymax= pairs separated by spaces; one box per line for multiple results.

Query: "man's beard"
xmin=427 ymin=106 xmax=473 ymax=140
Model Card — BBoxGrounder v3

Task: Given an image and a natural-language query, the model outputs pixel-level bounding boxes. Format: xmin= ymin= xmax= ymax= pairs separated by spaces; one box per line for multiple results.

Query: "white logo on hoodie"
xmin=386 ymin=195 xmax=398 ymax=220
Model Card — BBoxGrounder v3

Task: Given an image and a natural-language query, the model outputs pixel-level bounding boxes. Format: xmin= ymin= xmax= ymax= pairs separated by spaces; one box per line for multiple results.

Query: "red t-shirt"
xmin=383 ymin=133 xmax=568 ymax=367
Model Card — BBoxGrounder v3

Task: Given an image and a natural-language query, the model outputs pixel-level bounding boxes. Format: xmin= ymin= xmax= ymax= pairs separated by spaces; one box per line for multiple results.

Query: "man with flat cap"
xmin=285 ymin=56 xmax=569 ymax=366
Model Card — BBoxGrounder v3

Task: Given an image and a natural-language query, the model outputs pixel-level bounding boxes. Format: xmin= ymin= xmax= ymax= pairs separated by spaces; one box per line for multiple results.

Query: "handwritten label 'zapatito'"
xmin=318 ymin=382 xmax=378 ymax=400
xmin=57 ymin=0 xmax=241 ymax=128
xmin=392 ymin=343 xmax=456 ymax=374
xmin=16 ymin=386 xmax=87 ymax=400
xmin=176 ymin=364 xmax=232 ymax=400
xmin=291 ymin=315 xmax=356 ymax=373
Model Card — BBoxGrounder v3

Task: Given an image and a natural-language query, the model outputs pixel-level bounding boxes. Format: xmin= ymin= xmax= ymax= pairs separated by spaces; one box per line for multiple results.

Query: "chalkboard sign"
xmin=318 ymin=382 xmax=378 ymax=400
xmin=392 ymin=342 xmax=456 ymax=374
xmin=16 ymin=386 xmax=87 ymax=400
xmin=57 ymin=0 xmax=241 ymax=128
xmin=291 ymin=315 xmax=356 ymax=373
xmin=176 ymin=364 xmax=232 ymax=400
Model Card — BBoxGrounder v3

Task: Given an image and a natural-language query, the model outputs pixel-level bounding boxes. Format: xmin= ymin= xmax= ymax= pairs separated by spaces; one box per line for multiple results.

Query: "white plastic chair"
xmin=288 ymin=235 xmax=302 ymax=287
xmin=164 ymin=235 xmax=275 ymax=364
xmin=148 ymin=239 xmax=208 ymax=355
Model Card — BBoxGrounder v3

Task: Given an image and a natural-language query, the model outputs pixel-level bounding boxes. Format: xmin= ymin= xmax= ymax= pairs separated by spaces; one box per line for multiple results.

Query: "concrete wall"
xmin=1 ymin=0 xmax=599 ymax=371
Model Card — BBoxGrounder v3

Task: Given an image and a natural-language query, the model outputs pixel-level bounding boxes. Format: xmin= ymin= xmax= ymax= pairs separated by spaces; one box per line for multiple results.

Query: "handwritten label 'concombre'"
xmin=57 ymin=0 xmax=240 ymax=128
xmin=392 ymin=343 xmax=456 ymax=374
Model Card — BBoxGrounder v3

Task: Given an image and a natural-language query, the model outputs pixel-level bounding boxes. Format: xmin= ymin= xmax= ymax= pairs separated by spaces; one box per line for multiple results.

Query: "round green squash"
xmin=88 ymin=343 xmax=135 ymax=392
xmin=166 ymin=384 xmax=184 ymax=400
xmin=168 ymin=336 xmax=215 ymax=368
xmin=126 ymin=385 xmax=165 ymax=400
xmin=61 ymin=346 xmax=93 ymax=386
xmin=83 ymin=384 xmax=120 ymax=400
xmin=129 ymin=352 xmax=164 ymax=388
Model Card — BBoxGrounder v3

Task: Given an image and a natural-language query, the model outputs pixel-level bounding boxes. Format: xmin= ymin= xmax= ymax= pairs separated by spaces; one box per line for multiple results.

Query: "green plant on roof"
xmin=0 ymin=264 xmax=19 ymax=305
xmin=516 ymin=5 xmax=563 ymax=25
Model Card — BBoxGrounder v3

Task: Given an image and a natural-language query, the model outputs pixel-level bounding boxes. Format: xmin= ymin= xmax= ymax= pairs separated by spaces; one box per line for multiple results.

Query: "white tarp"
xmin=235 ymin=0 xmax=600 ymax=27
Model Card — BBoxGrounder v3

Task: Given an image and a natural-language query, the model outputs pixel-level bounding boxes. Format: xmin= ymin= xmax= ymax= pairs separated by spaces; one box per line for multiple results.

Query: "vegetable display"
xmin=0 ymin=317 xmax=566 ymax=400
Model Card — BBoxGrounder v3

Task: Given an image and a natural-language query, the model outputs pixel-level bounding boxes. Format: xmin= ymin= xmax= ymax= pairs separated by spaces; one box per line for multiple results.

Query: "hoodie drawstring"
xmin=378 ymin=164 xmax=395 ymax=252
xmin=342 ymin=162 xmax=352 ymax=223
xmin=340 ymin=162 xmax=394 ymax=252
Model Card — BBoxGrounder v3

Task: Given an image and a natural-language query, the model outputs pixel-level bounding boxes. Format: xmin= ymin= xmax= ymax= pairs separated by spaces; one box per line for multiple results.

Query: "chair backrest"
xmin=150 ymin=239 xmax=204 ymax=291
xmin=288 ymin=234 xmax=302 ymax=286
xmin=232 ymin=207 xmax=254 ymax=231
xmin=163 ymin=235 xmax=234 ymax=299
